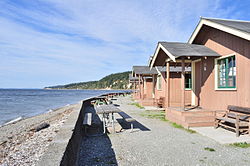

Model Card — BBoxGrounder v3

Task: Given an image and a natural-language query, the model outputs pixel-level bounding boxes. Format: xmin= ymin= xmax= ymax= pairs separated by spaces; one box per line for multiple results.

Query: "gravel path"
xmin=79 ymin=96 xmax=250 ymax=166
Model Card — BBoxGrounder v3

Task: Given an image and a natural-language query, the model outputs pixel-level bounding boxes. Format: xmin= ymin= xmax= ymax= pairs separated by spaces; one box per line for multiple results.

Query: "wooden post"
xmin=152 ymin=75 xmax=155 ymax=99
xmin=142 ymin=76 xmax=145 ymax=99
xmin=166 ymin=61 xmax=170 ymax=107
xmin=236 ymin=115 xmax=239 ymax=137
xmin=181 ymin=57 xmax=185 ymax=109
xmin=133 ymin=80 xmax=136 ymax=98
xmin=139 ymin=75 xmax=141 ymax=99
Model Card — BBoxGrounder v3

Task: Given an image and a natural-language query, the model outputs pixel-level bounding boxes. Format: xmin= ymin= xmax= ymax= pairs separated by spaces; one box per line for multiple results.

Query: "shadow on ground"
xmin=78 ymin=105 xmax=117 ymax=166
xmin=116 ymin=111 xmax=150 ymax=131
xmin=78 ymin=134 xmax=117 ymax=166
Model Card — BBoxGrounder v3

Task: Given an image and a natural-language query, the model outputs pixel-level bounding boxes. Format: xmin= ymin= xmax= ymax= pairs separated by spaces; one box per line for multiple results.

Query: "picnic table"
xmin=91 ymin=96 xmax=109 ymax=105
xmin=95 ymin=105 xmax=122 ymax=133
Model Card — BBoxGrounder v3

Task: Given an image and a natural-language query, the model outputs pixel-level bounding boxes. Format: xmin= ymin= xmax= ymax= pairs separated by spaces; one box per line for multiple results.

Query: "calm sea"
xmin=0 ymin=89 xmax=124 ymax=126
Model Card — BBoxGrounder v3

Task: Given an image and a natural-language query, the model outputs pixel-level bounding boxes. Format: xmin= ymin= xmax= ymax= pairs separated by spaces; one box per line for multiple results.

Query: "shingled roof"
xmin=189 ymin=17 xmax=250 ymax=43
xmin=204 ymin=18 xmax=250 ymax=34
xmin=132 ymin=65 xmax=191 ymax=75
xmin=132 ymin=66 xmax=158 ymax=75
xmin=159 ymin=66 xmax=191 ymax=72
xmin=159 ymin=42 xmax=220 ymax=58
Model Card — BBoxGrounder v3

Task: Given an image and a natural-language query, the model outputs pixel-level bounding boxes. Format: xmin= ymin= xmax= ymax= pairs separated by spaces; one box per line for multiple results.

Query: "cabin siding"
xmin=154 ymin=73 xmax=166 ymax=101
xmin=169 ymin=72 xmax=191 ymax=107
xmin=145 ymin=79 xmax=153 ymax=98
xmin=193 ymin=26 xmax=250 ymax=110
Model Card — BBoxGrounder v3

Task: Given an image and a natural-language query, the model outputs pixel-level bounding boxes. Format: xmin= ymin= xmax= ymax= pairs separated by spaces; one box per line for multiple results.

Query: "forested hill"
xmin=45 ymin=71 xmax=131 ymax=90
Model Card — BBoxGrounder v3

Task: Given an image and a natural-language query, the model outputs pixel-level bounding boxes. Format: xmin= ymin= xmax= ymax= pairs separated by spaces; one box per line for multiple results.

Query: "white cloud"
xmin=0 ymin=0 xmax=239 ymax=88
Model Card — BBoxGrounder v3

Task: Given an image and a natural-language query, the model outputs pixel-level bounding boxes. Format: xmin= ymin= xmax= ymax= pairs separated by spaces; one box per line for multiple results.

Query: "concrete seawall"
xmin=37 ymin=98 xmax=92 ymax=166
xmin=37 ymin=92 xmax=130 ymax=166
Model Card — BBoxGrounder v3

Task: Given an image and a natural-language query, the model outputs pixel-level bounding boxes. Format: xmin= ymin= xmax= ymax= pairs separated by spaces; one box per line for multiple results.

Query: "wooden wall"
xmin=169 ymin=72 xmax=191 ymax=107
xmin=193 ymin=25 xmax=250 ymax=110
xmin=145 ymin=78 xmax=153 ymax=99
xmin=154 ymin=73 xmax=166 ymax=101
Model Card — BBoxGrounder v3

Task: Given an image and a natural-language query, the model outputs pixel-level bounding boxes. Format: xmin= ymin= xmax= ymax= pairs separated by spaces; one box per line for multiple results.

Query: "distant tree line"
xmin=45 ymin=71 xmax=131 ymax=90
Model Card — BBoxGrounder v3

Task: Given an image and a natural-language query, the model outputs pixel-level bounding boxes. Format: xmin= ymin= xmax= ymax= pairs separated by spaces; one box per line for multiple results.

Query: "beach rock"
xmin=33 ymin=122 xmax=50 ymax=132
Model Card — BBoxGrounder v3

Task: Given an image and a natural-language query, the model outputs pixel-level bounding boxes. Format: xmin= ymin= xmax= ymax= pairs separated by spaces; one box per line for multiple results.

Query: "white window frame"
xmin=214 ymin=53 xmax=237 ymax=91
xmin=157 ymin=74 xmax=162 ymax=90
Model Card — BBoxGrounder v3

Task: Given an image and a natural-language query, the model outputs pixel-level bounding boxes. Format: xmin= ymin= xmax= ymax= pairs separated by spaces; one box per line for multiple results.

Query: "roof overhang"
xmin=150 ymin=42 xmax=220 ymax=69
xmin=150 ymin=43 xmax=176 ymax=69
xmin=188 ymin=18 xmax=250 ymax=44
xmin=155 ymin=66 xmax=162 ymax=75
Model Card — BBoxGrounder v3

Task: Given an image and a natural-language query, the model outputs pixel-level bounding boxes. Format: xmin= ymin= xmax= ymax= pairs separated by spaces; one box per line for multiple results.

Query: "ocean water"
xmin=0 ymin=89 xmax=124 ymax=126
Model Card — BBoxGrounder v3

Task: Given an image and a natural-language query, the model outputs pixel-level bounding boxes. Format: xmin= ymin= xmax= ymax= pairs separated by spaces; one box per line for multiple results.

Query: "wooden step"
xmin=183 ymin=111 xmax=215 ymax=116
xmin=185 ymin=116 xmax=215 ymax=123
xmin=166 ymin=109 xmax=183 ymax=116
xmin=167 ymin=113 xmax=185 ymax=122
xmin=166 ymin=114 xmax=186 ymax=126
xmin=187 ymin=121 xmax=214 ymax=127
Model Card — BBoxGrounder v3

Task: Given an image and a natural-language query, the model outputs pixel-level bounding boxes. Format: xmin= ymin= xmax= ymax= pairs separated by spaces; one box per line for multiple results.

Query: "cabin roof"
xmin=189 ymin=17 xmax=250 ymax=43
xmin=156 ymin=66 xmax=191 ymax=72
xmin=150 ymin=42 xmax=220 ymax=67
xmin=204 ymin=18 xmax=250 ymax=34
xmin=159 ymin=42 xmax=220 ymax=57
xmin=132 ymin=65 xmax=191 ymax=75
xmin=132 ymin=66 xmax=158 ymax=75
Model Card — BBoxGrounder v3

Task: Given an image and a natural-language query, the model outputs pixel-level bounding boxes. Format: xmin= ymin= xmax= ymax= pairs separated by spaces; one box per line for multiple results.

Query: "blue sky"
xmin=0 ymin=0 xmax=249 ymax=88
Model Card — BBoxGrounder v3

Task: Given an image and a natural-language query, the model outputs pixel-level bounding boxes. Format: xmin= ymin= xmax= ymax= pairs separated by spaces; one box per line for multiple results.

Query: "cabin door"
xmin=193 ymin=60 xmax=201 ymax=106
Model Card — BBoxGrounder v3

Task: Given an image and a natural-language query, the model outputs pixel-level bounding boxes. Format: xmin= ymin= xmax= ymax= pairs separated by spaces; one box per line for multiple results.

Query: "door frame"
xmin=191 ymin=59 xmax=201 ymax=106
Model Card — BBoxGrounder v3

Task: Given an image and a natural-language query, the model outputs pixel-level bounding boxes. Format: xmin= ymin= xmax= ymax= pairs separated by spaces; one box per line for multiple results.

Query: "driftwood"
xmin=31 ymin=122 xmax=50 ymax=132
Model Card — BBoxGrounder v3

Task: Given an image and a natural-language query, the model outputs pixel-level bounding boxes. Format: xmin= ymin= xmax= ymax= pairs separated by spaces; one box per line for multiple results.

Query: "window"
xmin=217 ymin=56 xmax=236 ymax=88
xmin=157 ymin=75 xmax=162 ymax=90
xmin=185 ymin=73 xmax=192 ymax=89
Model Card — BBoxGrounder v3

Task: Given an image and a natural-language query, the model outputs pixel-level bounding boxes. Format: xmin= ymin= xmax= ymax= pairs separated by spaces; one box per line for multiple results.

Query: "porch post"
xmin=133 ymin=80 xmax=136 ymax=98
xmin=152 ymin=74 xmax=155 ymax=99
xmin=166 ymin=61 xmax=170 ymax=107
xmin=181 ymin=57 xmax=185 ymax=109
xmin=139 ymin=74 xmax=141 ymax=99
xmin=142 ymin=76 xmax=145 ymax=99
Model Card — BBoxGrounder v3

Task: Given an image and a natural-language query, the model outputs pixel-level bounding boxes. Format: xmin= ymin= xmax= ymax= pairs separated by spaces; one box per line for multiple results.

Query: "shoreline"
xmin=0 ymin=89 xmax=130 ymax=127
xmin=0 ymin=102 xmax=78 ymax=128
xmin=0 ymin=101 xmax=82 ymax=165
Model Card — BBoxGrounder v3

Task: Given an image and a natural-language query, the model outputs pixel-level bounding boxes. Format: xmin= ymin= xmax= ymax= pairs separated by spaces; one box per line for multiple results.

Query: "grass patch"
xmin=140 ymin=110 xmax=196 ymax=133
xmin=172 ymin=123 xmax=196 ymax=134
xmin=140 ymin=110 xmax=167 ymax=121
xmin=171 ymin=122 xmax=184 ymax=129
xmin=230 ymin=142 xmax=250 ymax=148
xmin=130 ymin=102 xmax=144 ymax=109
xmin=204 ymin=147 xmax=215 ymax=152
xmin=171 ymin=122 xmax=196 ymax=133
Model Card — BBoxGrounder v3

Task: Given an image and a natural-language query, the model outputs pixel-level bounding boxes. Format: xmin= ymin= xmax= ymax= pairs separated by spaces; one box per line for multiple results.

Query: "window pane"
xmin=218 ymin=59 xmax=226 ymax=87
xmin=217 ymin=56 xmax=236 ymax=88
xmin=185 ymin=73 xmax=192 ymax=89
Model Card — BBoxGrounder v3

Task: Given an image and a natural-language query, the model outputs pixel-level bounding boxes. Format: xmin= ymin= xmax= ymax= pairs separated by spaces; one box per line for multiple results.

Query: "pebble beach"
xmin=0 ymin=103 xmax=81 ymax=166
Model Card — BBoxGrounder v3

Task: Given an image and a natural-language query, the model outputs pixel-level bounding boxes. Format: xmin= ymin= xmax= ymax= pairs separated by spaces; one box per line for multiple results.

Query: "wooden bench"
xmin=118 ymin=111 xmax=135 ymax=132
xmin=215 ymin=105 xmax=250 ymax=137
xmin=83 ymin=113 xmax=92 ymax=136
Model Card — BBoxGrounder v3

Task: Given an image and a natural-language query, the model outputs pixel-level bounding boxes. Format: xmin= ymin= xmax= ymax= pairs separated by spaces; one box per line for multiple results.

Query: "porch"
xmin=138 ymin=98 xmax=157 ymax=106
xmin=166 ymin=107 xmax=216 ymax=128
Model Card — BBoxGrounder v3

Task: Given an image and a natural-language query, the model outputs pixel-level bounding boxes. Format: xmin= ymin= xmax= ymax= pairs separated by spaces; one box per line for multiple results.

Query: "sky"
xmin=0 ymin=0 xmax=250 ymax=88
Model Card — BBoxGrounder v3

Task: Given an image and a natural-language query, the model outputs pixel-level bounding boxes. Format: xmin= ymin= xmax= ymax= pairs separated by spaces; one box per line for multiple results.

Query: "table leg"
xmin=112 ymin=113 xmax=115 ymax=134
xmin=103 ymin=114 xmax=106 ymax=134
